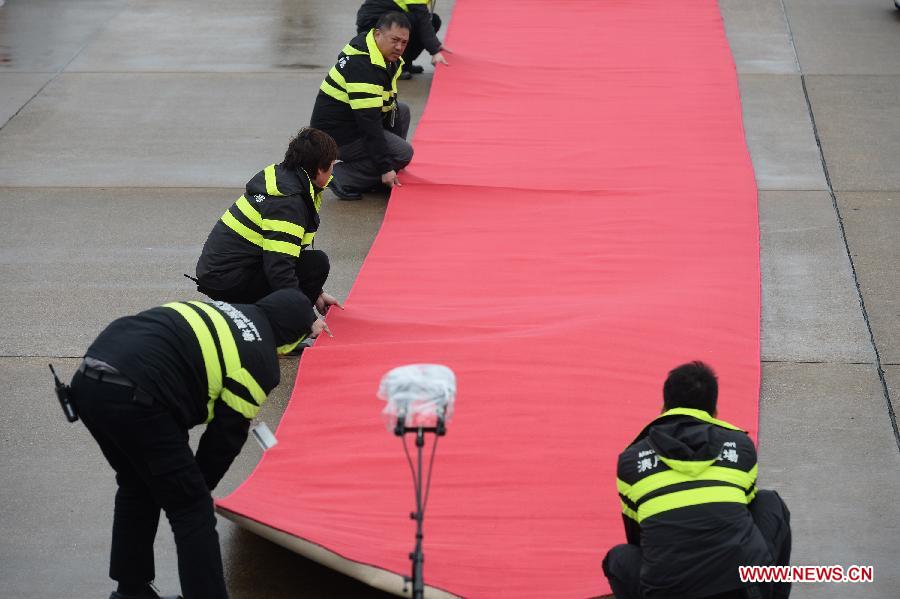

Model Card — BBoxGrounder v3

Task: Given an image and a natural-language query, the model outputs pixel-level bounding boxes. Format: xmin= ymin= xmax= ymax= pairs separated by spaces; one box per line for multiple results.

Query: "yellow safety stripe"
xmin=301 ymin=232 xmax=316 ymax=246
xmin=221 ymin=211 xmax=263 ymax=247
xmin=618 ymin=465 xmax=756 ymax=504
xmin=659 ymin=407 xmax=743 ymax=431
xmin=228 ymin=367 xmax=267 ymax=405
xmin=263 ymin=238 xmax=302 ymax=257
xmin=621 ymin=501 xmax=638 ymax=522
xmin=351 ymin=96 xmax=384 ymax=110
xmin=187 ymin=302 xmax=239 ymax=370
xmin=163 ymin=302 xmax=222 ymax=422
xmin=219 ymin=389 xmax=258 ymax=419
xmin=329 ymin=66 xmax=347 ymax=87
xmin=341 ymin=44 xmax=368 ymax=56
xmin=320 ymin=80 xmax=349 ymax=104
xmin=188 ymin=303 xmax=267 ymax=419
xmin=261 ymin=218 xmax=305 ymax=240
xmin=346 ymin=81 xmax=384 ymax=95
xmin=263 ymin=164 xmax=283 ymax=197
xmin=235 ymin=195 xmax=262 ymax=226
xmin=365 ymin=30 xmax=386 ymax=68
xmin=748 ymin=486 xmax=758 ymax=502
xmin=637 ymin=486 xmax=748 ymax=523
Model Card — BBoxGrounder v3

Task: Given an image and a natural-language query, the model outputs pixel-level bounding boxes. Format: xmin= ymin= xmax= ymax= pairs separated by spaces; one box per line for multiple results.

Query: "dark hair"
xmin=376 ymin=11 xmax=411 ymax=31
xmin=282 ymin=128 xmax=338 ymax=177
xmin=662 ymin=361 xmax=718 ymax=415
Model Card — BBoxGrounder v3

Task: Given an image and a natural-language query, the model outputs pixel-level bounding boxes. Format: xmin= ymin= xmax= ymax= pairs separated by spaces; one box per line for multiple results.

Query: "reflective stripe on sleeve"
xmin=235 ymin=195 xmax=262 ymax=226
xmin=262 ymin=218 xmax=305 ymax=240
xmin=262 ymin=238 xmax=302 ymax=257
xmin=221 ymin=211 xmax=263 ymax=247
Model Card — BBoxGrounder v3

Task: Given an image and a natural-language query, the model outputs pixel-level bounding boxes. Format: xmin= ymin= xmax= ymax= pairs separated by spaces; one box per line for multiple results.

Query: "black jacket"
xmin=310 ymin=30 xmax=403 ymax=173
xmin=196 ymin=164 xmax=323 ymax=298
xmin=85 ymin=290 xmax=313 ymax=488
xmin=356 ymin=0 xmax=441 ymax=56
xmin=616 ymin=408 xmax=772 ymax=597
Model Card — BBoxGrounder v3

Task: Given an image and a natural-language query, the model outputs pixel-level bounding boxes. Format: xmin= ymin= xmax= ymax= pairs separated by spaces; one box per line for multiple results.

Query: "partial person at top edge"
xmin=310 ymin=12 xmax=416 ymax=201
xmin=193 ymin=127 xmax=343 ymax=348
xmin=356 ymin=0 xmax=450 ymax=79
xmin=603 ymin=361 xmax=792 ymax=599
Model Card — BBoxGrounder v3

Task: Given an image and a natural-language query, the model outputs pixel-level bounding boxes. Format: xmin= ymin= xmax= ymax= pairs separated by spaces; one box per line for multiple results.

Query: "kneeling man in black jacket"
xmin=603 ymin=361 xmax=791 ymax=599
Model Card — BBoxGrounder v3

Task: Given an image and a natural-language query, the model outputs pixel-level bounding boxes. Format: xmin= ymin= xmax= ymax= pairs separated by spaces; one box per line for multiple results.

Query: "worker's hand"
xmin=315 ymin=291 xmax=344 ymax=315
xmin=310 ymin=318 xmax=333 ymax=338
xmin=431 ymin=51 xmax=449 ymax=66
xmin=381 ymin=170 xmax=401 ymax=188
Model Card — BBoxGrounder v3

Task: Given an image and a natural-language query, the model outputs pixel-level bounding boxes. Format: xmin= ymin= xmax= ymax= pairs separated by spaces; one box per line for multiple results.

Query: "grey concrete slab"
xmin=68 ymin=0 xmax=360 ymax=73
xmin=0 ymin=356 xmax=389 ymax=598
xmin=0 ymin=72 xmax=52 ymax=128
xmin=804 ymin=75 xmax=900 ymax=192
xmin=760 ymin=191 xmax=872 ymax=362
xmin=838 ymin=192 xmax=900 ymax=364
xmin=0 ymin=186 xmax=388 ymax=357
xmin=0 ymin=72 xmax=325 ymax=188
xmin=738 ymin=74 xmax=826 ymax=190
xmin=0 ymin=0 xmax=126 ymax=73
xmin=718 ymin=0 xmax=798 ymax=74
xmin=758 ymin=362 xmax=900 ymax=597
xmin=0 ymin=188 xmax=218 ymax=356
xmin=784 ymin=0 xmax=900 ymax=75
xmin=0 ymin=72 xmax=433 ymax=189
xmin=885 ymin=366 xmax=900 ymax=400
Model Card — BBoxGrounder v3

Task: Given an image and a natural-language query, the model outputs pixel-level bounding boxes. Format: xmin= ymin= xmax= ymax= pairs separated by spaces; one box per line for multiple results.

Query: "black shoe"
xmin=407 ymin=64 xmax=424 ymax=74
xmin=398 ymin=70 xmax=413 ymax=80
xmin=109 ymin=583 xmax=182 ymax=599
xmin=329 ymin=180 xmax=362 ymax=201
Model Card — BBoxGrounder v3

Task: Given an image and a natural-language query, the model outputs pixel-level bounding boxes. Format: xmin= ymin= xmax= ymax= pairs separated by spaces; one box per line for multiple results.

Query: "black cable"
xmin=421 ymin=433 xmax=439 ymax=516
xmin=402 ymin=434 xmax=420 ymax=500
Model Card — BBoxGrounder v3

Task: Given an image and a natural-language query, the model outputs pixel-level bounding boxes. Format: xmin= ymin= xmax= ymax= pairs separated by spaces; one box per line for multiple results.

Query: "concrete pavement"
xmin=1 ymin=0 xmax=897 ymax=597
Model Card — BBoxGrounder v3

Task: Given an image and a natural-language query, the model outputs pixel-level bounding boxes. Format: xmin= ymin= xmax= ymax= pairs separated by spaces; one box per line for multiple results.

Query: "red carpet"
xmin=217 ymin=1 xmax=759 ymax=597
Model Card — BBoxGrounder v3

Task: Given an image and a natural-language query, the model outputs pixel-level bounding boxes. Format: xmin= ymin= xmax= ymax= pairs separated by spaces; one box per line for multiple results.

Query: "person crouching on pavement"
xmin=310 ymin=12 xmax=414 ymax=200
xmin=355 ymin=0 xmax=450 ymax=79
xmin=603 ymin=361 xmax=792 ymax=599
xmin=194 ymin=127 xmax=343 ymax=319
xmin=71 ymin=289 xmax=329 ymax=599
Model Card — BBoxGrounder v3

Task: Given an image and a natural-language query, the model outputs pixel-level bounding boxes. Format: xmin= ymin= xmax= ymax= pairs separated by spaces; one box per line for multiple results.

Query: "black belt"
xmin=77 ymin=361 xmax=134 ymax=388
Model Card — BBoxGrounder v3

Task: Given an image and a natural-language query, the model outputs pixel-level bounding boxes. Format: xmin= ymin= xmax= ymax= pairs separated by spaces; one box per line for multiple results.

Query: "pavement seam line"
xmin=0 ymin=3 xmax=127 ymax=134
xmin=779 ymin=0 xmax=900 ymax=453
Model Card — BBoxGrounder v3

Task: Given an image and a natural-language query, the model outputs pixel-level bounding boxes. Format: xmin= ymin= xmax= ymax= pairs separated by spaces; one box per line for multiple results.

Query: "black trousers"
xmin=201 ymin=248 xmax=329 ymax=306
xmin=603 ymin=490 xmax=792 ymax=599
xmin=357 ymin=12 xmax=442 ymax=67
xmin=70 ymin=372 xmax=228 ymax=599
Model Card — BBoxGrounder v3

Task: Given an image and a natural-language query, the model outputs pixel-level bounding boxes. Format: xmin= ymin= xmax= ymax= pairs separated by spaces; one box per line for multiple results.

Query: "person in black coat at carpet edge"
xmin=70 ymin=288 xmax=329 ymax=599
xmin=356 ymin=0 xmax=451 ymax=79
xmin=603 ymin=361 xmax=792 ymax=599
xmin=195 ymin=127 xmax=344 ymax=324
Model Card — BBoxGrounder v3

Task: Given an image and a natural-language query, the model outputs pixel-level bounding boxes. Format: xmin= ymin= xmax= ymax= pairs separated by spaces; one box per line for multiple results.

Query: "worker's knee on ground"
xmin=394 ymin=140 xmax=414 ymax=168
xmin=298 ymin=249 xmax=330 ymax=279
xmin=396 ymin=101 xmax=411 ymax=124
xmin=602 ymin=543 xmax=640 ymax=579
xmin=753 ymin=489 xmax=790 ymax=522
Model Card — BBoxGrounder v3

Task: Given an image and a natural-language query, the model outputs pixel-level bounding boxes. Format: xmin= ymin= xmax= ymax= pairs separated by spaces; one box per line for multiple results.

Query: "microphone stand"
xmin=395 ymin=416 xmax=446 ymax=599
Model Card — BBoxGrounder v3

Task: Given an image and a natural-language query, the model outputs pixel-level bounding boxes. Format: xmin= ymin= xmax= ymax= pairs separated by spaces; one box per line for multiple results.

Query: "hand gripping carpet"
xmin=217 ymin=1 xmax=760 ymax=596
